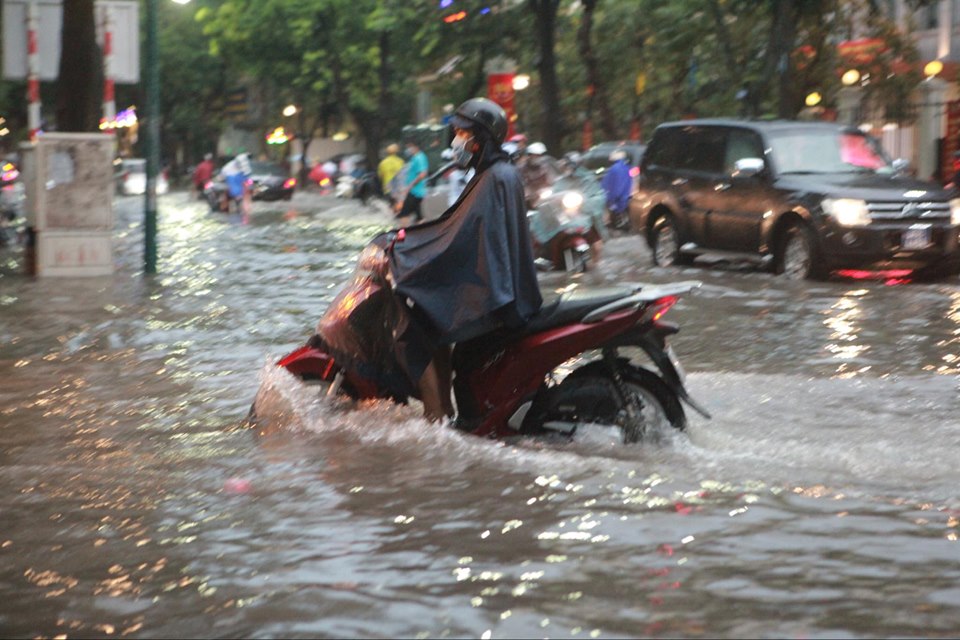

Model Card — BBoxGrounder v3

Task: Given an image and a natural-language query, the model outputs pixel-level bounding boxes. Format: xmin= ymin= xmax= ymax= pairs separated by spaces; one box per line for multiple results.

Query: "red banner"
xmin=942 ymin=100 xmax=960 ymax=183
xmin=838 ymin=38 xmax=886 ymax=66
xmin=487 ymin=73 xmax=516 ymax=139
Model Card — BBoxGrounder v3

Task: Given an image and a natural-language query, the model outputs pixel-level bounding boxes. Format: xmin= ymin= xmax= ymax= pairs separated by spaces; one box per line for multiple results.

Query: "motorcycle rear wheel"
xmin=524 ymin=367 xmax=685 ymax=444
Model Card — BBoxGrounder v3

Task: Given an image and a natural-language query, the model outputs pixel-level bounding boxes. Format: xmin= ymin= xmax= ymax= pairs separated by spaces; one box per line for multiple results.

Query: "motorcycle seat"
xmin=523 ymin=286 xmax=634 ymax=334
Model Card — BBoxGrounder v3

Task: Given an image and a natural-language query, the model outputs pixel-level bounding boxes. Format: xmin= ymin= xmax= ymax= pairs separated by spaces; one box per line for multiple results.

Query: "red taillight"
xmin=836 ymin=269 xmax=912 ymax=280
xmin=629 ymin=166 xmax=640 ymax=178
xmin=283 ymin=177 xmax=296 ymax=189
xmin=641 ymin=295 xmax=677 ymax=323
xmin=836 ymin=269 xmax=913 ymax=285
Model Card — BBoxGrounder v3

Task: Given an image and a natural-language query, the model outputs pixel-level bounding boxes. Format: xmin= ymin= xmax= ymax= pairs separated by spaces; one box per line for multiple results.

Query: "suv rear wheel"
xmin=651 ymin=216 xmax=689 ymax=267
xmin=778 ymin=222 xmax=825 ymax=280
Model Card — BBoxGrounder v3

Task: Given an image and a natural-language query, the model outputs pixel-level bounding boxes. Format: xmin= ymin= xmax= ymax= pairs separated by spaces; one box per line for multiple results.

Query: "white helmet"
xmin=527 ymin=142 xmax=547 ymax=156
xmin=609 ymin=149 xmax=627 ymax=162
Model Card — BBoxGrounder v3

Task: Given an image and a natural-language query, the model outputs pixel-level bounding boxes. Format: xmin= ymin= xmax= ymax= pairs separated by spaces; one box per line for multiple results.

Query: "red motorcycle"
xmin=253 ymin=239 xmax=709 ymax=443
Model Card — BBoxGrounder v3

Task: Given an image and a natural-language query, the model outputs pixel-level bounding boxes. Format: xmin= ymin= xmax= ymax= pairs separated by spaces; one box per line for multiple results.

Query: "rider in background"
xmin=388 ymin=98 xmax=543 ymax=422
xmin=518 ymin=141 xmax=553 ymax=209
xmin=602 ymin=149 xmax=632 ymax=231
xmin=192 ymin=153 xmax=215 ymax=199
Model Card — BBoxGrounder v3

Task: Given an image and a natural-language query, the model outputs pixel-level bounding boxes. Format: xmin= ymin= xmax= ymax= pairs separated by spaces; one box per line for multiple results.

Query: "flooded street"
xmin=1 ymin=190 xmax=959 ymax=638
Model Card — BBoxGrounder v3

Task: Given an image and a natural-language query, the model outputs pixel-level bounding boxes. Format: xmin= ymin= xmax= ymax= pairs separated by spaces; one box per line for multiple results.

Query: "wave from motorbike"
xmin=250 ymin=235 xmax=710 ymax=445
xmin=527 ymin=164 xmax=607 ymax=273
xmin=335 ymin=171 xmax=383 ymax=205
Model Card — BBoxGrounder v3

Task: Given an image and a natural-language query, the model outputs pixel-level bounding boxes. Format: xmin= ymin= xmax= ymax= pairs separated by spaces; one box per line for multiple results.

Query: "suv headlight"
xmin=950 ymin=198 xmax=960 ymax=226
xmin=822 ymin=198 xmax=871 ymax=227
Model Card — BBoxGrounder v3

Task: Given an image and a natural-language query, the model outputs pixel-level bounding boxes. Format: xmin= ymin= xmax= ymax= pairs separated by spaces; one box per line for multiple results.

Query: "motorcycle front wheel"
xmin=524 ymin=366 xmax=685 ymax=444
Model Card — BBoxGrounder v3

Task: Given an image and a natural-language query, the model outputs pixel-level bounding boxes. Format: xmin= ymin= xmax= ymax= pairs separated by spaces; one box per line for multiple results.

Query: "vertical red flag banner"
xmin=582 ymin=120 xmax=593 ymax=151
xmin=487 ymin=73 xmax=516 ymax=138
xmin=942 ymin=100 xmax=960 ymax=183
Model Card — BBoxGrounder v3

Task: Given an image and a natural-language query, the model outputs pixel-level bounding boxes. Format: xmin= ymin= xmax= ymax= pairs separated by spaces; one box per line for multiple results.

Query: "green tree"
xmin=157 ymin=0 xmax=226 ymax=171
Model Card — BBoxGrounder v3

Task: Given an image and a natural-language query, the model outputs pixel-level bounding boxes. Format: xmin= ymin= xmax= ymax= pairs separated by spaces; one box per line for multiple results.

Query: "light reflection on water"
xmin=1 ymin=193 xmax=959 ymax=637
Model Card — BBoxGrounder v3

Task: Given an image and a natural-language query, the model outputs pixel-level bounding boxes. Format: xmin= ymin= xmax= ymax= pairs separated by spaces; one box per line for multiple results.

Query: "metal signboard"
xmin=3 ymin=0 xmax=139 ymax=83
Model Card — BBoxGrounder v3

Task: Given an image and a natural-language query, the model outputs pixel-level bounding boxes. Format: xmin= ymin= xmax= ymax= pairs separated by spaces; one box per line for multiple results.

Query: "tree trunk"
xmin=761 ymin=0 xmax=801 ymax=119
xmin=577 ymin=0 xmax=617 ymax=140
xmin=56 ymin=0 xmax=103 ymax=132
xmin=529 ymin=0 xmax=564 ymax=153
xmin=369 ymin=30 xmax=391 ymax=169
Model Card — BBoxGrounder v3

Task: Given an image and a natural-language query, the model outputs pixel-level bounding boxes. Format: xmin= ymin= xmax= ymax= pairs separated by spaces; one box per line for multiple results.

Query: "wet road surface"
xmin=1 ymin=190 xmax=959 ymax=638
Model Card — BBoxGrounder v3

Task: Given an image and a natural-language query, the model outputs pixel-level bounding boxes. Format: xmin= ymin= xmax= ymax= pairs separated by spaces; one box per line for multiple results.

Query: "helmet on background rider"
xmin=526 ymin=142 xmax=547 ymax=156
xmin=609 ymin=149 xmax=627 ymax=162
xmin=449 ymin=97 xmax=509 ymax=146
xmin=560 ymin=151 xmax=582 ymax=175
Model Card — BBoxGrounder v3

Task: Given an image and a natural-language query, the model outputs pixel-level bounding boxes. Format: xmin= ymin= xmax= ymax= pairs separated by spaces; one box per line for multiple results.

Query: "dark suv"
xmin=630 ymin=119 xmax=960 ymax=280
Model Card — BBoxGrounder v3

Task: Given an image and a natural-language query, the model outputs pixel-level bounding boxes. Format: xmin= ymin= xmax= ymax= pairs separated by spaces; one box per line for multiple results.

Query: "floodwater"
xmin=1 ymin=190 xmax=959 ymax=638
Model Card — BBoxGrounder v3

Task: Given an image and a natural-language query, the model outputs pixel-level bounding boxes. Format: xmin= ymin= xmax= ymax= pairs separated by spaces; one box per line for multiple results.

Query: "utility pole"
xmin=143 ymin=0 xmax=159 ymax=274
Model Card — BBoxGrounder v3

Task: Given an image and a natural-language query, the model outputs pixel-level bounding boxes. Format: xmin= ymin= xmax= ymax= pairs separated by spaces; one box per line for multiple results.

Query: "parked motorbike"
xmin=251 ymin=235 xmax=709 ymax=444
xmin=527 ymin=162 xmax=607 ymax=273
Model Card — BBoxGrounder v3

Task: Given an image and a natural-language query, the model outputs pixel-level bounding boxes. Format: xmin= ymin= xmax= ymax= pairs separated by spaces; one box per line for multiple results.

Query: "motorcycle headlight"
xmin=950 ymin=198 xmax=960 ymax=226
xmin=822 ymin=197 xmax=870 ymax=227
xmin=562 ymin=191 xmax=584 ymax=212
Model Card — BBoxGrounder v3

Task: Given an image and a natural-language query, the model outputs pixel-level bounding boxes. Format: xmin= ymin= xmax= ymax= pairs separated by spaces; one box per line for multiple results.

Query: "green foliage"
xmin=148 ymin=0 xmax=934 ymax=159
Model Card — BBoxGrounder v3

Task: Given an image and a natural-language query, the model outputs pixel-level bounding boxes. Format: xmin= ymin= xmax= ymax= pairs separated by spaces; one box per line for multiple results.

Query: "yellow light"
xmin=805 ymin=91 xmax=822 ymax=107
xmin=924 ymin=60 xmax=944 ymax=78
xmin=266 ymin=126 xmax=289 ymax=144
xmin=841 ymin=69 xmax=860 ymax=86
xmin=332 ymin=131 xmax=349 ymax=141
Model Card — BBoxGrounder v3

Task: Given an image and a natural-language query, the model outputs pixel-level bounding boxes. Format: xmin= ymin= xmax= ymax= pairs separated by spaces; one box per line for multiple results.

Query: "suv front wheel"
xmin=651 ymin=216 xmax=689 ymax=267
xmin=777 ymin=222 xmax=825 ymax=280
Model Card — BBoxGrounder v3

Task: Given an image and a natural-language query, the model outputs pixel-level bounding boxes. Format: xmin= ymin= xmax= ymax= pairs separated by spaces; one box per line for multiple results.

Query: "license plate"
xmin=665 ymin=344 xmax=686 ymax=383
xmin=902 ymin=226 xmax=931 ymax=250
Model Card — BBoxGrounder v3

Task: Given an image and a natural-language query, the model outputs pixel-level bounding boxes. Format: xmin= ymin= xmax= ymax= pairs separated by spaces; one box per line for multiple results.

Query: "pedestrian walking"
xmin=378 ymin=144 xmax=404 ymax=207
xmin=397 ymin=140 xmax=429 ymax=223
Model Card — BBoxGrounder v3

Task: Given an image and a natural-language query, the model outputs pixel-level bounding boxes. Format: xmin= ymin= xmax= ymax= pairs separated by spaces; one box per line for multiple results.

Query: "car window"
xmin=250 ymin=161 xmax=285 ymax=176
xmin=646 ymin=128 xmax=684 ymax=169
xmin=839 ymin=133 xmax=886 ymax=170
xmin=768 ymin=128 xmax=890 ymax=174
xmin=724 ymin=129 xmax=764 ymax=174
xmin=676 ymin=127 xmax=724 ymax=174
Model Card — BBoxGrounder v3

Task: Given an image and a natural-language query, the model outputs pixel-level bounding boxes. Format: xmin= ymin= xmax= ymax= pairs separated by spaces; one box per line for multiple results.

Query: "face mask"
xmin=404 ymin=148 xmax=414 ymax=159
xmin=451 ymin=134 xmax=474 ymax=168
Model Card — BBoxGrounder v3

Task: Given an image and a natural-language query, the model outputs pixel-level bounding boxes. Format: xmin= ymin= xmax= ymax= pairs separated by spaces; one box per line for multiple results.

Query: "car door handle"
xmin=671 ymin=177 xmax=688 ymax=186
xmin=714 ymin=182 xmax=731 ymax=191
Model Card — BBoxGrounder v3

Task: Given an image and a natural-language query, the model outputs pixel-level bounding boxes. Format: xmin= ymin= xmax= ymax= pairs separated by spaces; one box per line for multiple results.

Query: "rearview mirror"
xmin=732 ymin=157 xmax=764 ymax=178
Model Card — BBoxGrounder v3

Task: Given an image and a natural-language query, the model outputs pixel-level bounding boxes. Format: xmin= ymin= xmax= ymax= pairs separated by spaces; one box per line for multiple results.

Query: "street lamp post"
xmin=144 ymin=0 xmax=190 ymax=275
xmin=143 ymin=0 xmax=159 ymax=274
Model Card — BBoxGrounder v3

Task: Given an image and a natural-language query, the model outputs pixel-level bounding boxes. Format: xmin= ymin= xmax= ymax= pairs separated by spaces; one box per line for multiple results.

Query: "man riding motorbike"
xmin=372 ymin=98 xmax=542 ymax=422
